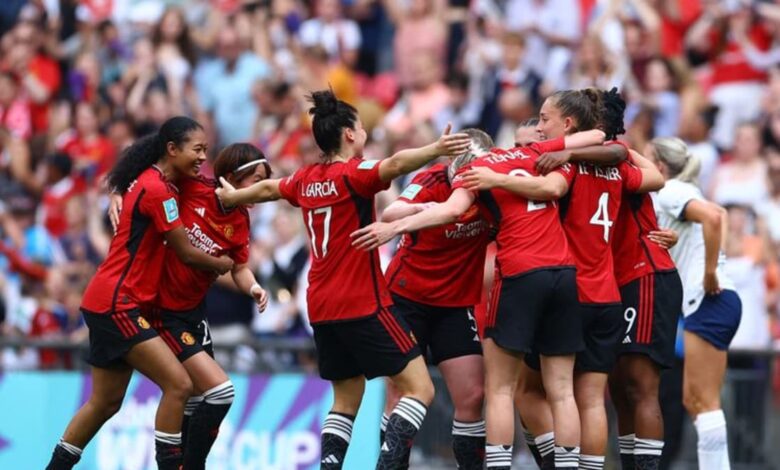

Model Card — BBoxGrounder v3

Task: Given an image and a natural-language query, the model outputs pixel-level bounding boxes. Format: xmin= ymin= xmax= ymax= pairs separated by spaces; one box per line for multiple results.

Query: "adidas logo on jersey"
xmin=322 ymin=455 xmax=340 ymax=464
xmin=381 ymin=442 xmax=390 ymax=452
xmin=622 ymin=336 xmax=632 ymax=344
xmin=195 ymin=207 xmax=205 ymax=217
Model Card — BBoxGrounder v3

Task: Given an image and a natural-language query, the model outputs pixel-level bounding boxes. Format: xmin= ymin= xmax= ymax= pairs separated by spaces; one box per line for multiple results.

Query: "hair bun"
xmin=308 ymin=89 xmax=339 ymax=117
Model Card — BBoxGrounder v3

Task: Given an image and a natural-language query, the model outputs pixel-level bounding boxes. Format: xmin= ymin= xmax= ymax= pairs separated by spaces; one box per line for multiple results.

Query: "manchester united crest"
xmin=224 ymin=224 xmax=234 ymax=239
xmin=181 ymin=332 xmax=196 ymax=346
xmin=137 ymin=316 xmax=151 ymax=329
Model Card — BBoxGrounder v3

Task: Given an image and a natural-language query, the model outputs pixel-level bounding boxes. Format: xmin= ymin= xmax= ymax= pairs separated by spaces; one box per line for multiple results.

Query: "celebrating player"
xmin=215 ymin=89 xmax=472 ymax=469
xmin=45 ymin=117 xmax=234 ymax=470
xmin=648 ymin=137 xmax=742 ymax=470
xmin=463 ymin=88 xmax=665 ymax=470
xmin=108 ymin=143 xmax=272 ymax=470
xmin=380 ymin=128 xmax=494 ymax=470
xmin=350 ymin=127 xmax=609 ymax=470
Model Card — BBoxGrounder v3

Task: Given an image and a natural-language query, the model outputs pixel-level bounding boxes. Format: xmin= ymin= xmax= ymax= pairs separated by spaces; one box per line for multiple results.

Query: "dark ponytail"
xmin=307 ymin=89 xmax=358 ymax=158
xmin=549 ymin=88 xmax=603 ymax=132
xmin=107 ymin=116 xmax=202 ymax=192
xmin=601 ymin=87 xmax=626 ymax=140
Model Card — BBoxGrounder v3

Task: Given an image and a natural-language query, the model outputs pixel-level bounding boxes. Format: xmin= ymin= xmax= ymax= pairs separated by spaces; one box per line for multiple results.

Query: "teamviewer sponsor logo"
xmin=186 ymin=222 xmax=224 ymax=255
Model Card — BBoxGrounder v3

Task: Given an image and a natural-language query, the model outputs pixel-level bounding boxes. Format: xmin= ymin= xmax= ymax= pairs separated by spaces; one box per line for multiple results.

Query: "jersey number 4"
xmin=589 ymin=192 xmax=613 ymax=242
xmin=307 ymin=206 xmax=332 ymax=258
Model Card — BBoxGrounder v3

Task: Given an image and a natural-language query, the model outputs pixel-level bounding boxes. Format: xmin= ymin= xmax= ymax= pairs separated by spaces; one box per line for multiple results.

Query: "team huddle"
xmin=44 ymin=87 xmax=742 ymax=470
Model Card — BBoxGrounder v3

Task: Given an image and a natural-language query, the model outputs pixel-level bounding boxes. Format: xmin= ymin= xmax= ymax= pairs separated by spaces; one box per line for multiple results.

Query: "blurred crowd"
xmin=0 ymin=0 xmax=779 ymax=373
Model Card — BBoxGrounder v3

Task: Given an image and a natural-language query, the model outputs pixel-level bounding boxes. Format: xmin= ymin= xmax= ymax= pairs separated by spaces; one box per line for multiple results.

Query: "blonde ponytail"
xmin=651 ymin=137 xmax=701 ymax=185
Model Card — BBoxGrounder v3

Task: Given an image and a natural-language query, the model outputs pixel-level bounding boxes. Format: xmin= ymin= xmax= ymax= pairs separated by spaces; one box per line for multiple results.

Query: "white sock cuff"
xmin=695 ymin=409 xmax=726 ymax=430
xmin=634 ymin=438 xmax=664 ymax=456
xmin=618 ymin=433 xmax=636 ymax=453
xmin=554 ymin=446 xmax=581 ymax=468
xmin=58 ymin=439 xmax=83 ymax=457
xmin=535 ymin=431 xmax=555 ymax=456
xmin=184 ymin=395 xmax=204 ymax=416
xmin=203 ymin=380 xmax=235 ymax=405
xmin=154 ymin=430 xmax=182 ymax=445
xmin=485 ymin=444 xmax=513 ymax=468
xmin=579 ymin=454 xmax=605 ymax=470
xmin=322 ymin=413 xmax=354 ymax=443
xmin=452 ymin=419 xmax=486 ymax=437
xmin=380 ymin=413 xmax=389 ymax=432
xmin=391 ymin=397 xmax=427 ymax=430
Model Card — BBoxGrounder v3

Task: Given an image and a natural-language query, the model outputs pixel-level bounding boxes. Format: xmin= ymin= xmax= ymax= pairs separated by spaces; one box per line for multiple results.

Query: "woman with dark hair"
xmin=109 ymin=143 xmax=273 ymax=470
xmin=46 ymin=117 xmax=234 ymax=470
xmin=216 ymin=89 xmax=472 ymax=469
xmin=460 ymin=88 xmax=667 ymax=470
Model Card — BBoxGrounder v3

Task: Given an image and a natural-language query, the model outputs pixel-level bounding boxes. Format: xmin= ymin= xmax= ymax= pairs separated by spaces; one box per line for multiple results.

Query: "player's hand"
xmin=704 ymin=271 xmax=721 ymax=296
xmin=350 ymin=222 xmax=398 ymax=251
xmin=461 ymin=167 xmax=504 ymax=191
xmin=251 ymin=283 xmax=269 ymax=312
xmin=215 ymin=255 xmax=234 ymax=275
xmin=434 ymin=122 xmax=472 ymax=157
xmin=216 ymin=177 xmax=238 ymax=206
xmin=108 ymin=192 xmax=123 ymax=234
xmin=648 ymin=229 xmax=679 ymax=249
xmin=535 ymin=150 xmax=572 ymax=175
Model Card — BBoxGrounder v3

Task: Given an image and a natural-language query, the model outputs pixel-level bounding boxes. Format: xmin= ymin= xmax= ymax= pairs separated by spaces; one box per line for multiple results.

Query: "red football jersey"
xmin=452 ymin=138 xmax=575 ymax=278
xmin=81 ymin=166 xmax=182 ymax=314
xmin=612 ymin=192 xmax=677 ymax=287
xmin=278 ymin=157 xmax=393 ymax=324
xmin=560 ymin=161 xmax=643 ymax=303
xmin=386 ymin=164 xmax=490 ymax=307
xmin=156 ymin=177 xmax=251 ymax=311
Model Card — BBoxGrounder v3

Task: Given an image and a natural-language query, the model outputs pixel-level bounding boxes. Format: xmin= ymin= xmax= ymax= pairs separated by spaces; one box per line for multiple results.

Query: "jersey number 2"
xmin=589 ymin=192 xmax=613 ymax=242
xmin=509 ymin=169 xmax=549 ymax=211
xmin=307 ymin=206 xmax=332 ymax=258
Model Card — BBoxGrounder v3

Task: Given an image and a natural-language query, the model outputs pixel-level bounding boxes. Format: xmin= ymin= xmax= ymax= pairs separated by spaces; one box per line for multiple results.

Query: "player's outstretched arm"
xmin=563 ymin=129 xmax=607 ymax=149
xmin=231 ymin=263 xmax=269 ymax=312
xmin=165 ymin=227 xmax=234 ymax=274
xmin=216 ymin=177 xmax=282 ymax=206
xmin=536 ymin=142 xmax=627 ymax=174
xmin=462 ymin=167 xmax=569 ymax=201
xmin=351 ymin=188 xmax=474 ymax=250
xmin=629 ymin=150 xmax=665 ymax=192
xmin=378 ymin=123 xmax=472 ymax=182
xmin=381 ymin=200 xmax=436 ymax=222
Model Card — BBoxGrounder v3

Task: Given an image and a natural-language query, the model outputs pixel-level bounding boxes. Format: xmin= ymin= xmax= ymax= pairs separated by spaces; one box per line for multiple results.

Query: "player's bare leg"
xmin=320 ymin=376 xmax=365 ymax=469
xmin=609 ymin=359 xmax=637 ymax=469
xmin=515 ymin=363 xmax=554 ymax=468
xmin=440 ymin=354 xmax=486 ymax=470
xmin=180 ymin=351 xmax=233 ymax=470
xmin=125 ymin=337 xmax=194 ymax=470
xmin=46 ymin=364 xmax=133 ymax=470
xmin=683 ymin=332 xmax=730 ymax=470
xmin=378 ymin=356 xmax=435 ymax=469
xmin=540 ymin=353 xmax=580 ymax=468
xmin=483 ymin=338 xmax=523 ymax=470
xmin=574 ymin=371 xmax=609 ymax=469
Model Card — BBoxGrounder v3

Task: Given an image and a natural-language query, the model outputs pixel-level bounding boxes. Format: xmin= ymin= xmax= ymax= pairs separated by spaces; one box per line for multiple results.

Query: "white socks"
xmin=694 ymin=409 xmax=730 ymax=470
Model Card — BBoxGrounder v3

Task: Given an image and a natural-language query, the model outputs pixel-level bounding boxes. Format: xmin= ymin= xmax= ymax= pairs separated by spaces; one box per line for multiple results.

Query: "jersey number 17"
xmin=307 ymin=206 xmax=332 ymax=258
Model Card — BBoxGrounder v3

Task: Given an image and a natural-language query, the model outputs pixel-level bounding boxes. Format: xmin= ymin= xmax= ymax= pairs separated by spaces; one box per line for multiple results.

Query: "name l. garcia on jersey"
xmin=302 ymin=180 xmax=339 ymax=198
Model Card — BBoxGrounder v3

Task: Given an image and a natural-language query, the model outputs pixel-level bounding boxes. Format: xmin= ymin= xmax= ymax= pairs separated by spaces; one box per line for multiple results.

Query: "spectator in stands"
xmin=0 ymin=71 xmax=31 ymax=140
xmin=709 ymin=123 xmax=771 ymax=208
xmin=298 ymin=0 xmax=361 ymax=67
xmin=56 ymin=102 xmax=116 ymax=181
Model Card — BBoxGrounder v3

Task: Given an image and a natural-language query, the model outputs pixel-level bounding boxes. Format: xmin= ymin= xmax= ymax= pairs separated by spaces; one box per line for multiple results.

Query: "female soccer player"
xmin=215 ymin=89 xmax=472 ymax=469
xmin=351 ymin=127 xmax=609 ymax=470
xmin=648 ymin=137 xmax=742 ymax=470
xmin=46 ymin=117 xmax=234 ymax=470
xmin=109 ymin=143 xmax=272 ymax=470
xmin=463 ymin=88 xmax=665 ymax=470
xmin=380 ymin=128 xmax=494 ymax=470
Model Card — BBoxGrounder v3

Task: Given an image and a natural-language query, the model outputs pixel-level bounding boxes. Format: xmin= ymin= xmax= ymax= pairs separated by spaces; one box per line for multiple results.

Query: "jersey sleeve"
xmin=139 ymin=180 xmax=183 ymax=233
xmin=347 ymin=159 xmax=391 ymax=198
xmin=232 ymin=241 xmax=250 ymax=265
xmin=528 ymin=137 xmax=566 ymax=154
xmin=656 ymin=181 xmax=703 ymax=220
xmin=397 ymin=172 xmax=433 ymax=203
xmin=619 ymin=161 xmax=643 ymax=192
xmin=552 ymin=162 xmax=576 ymax=186
xmin=278 ymin=172 xmax=300 ymax=207
xmin=450 ymin=163 xmax=475 ymax=191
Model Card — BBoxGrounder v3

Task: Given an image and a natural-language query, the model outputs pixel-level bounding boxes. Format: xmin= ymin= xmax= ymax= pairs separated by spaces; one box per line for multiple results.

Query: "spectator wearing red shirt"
xmin=0 ymin=70 xmax=31 ymax=139
xmin=56 ymin=102 xmax=116 ymax=181
xmin=38 ymin=153 xmax=86 ymax=239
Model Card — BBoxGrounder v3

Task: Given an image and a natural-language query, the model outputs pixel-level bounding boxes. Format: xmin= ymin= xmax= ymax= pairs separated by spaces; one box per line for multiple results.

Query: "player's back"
xmin=278 ymin=158 xmax=392 ymax=323
xmin=562 ymin=161 xmax=642 ymax=303
xmin=454 ymin=147 xmax=574 ymax=278
xmin=82 ymin=166 xmax=181 ymax=314
xmin=157 ymin=176 xmax=251 ymax=311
